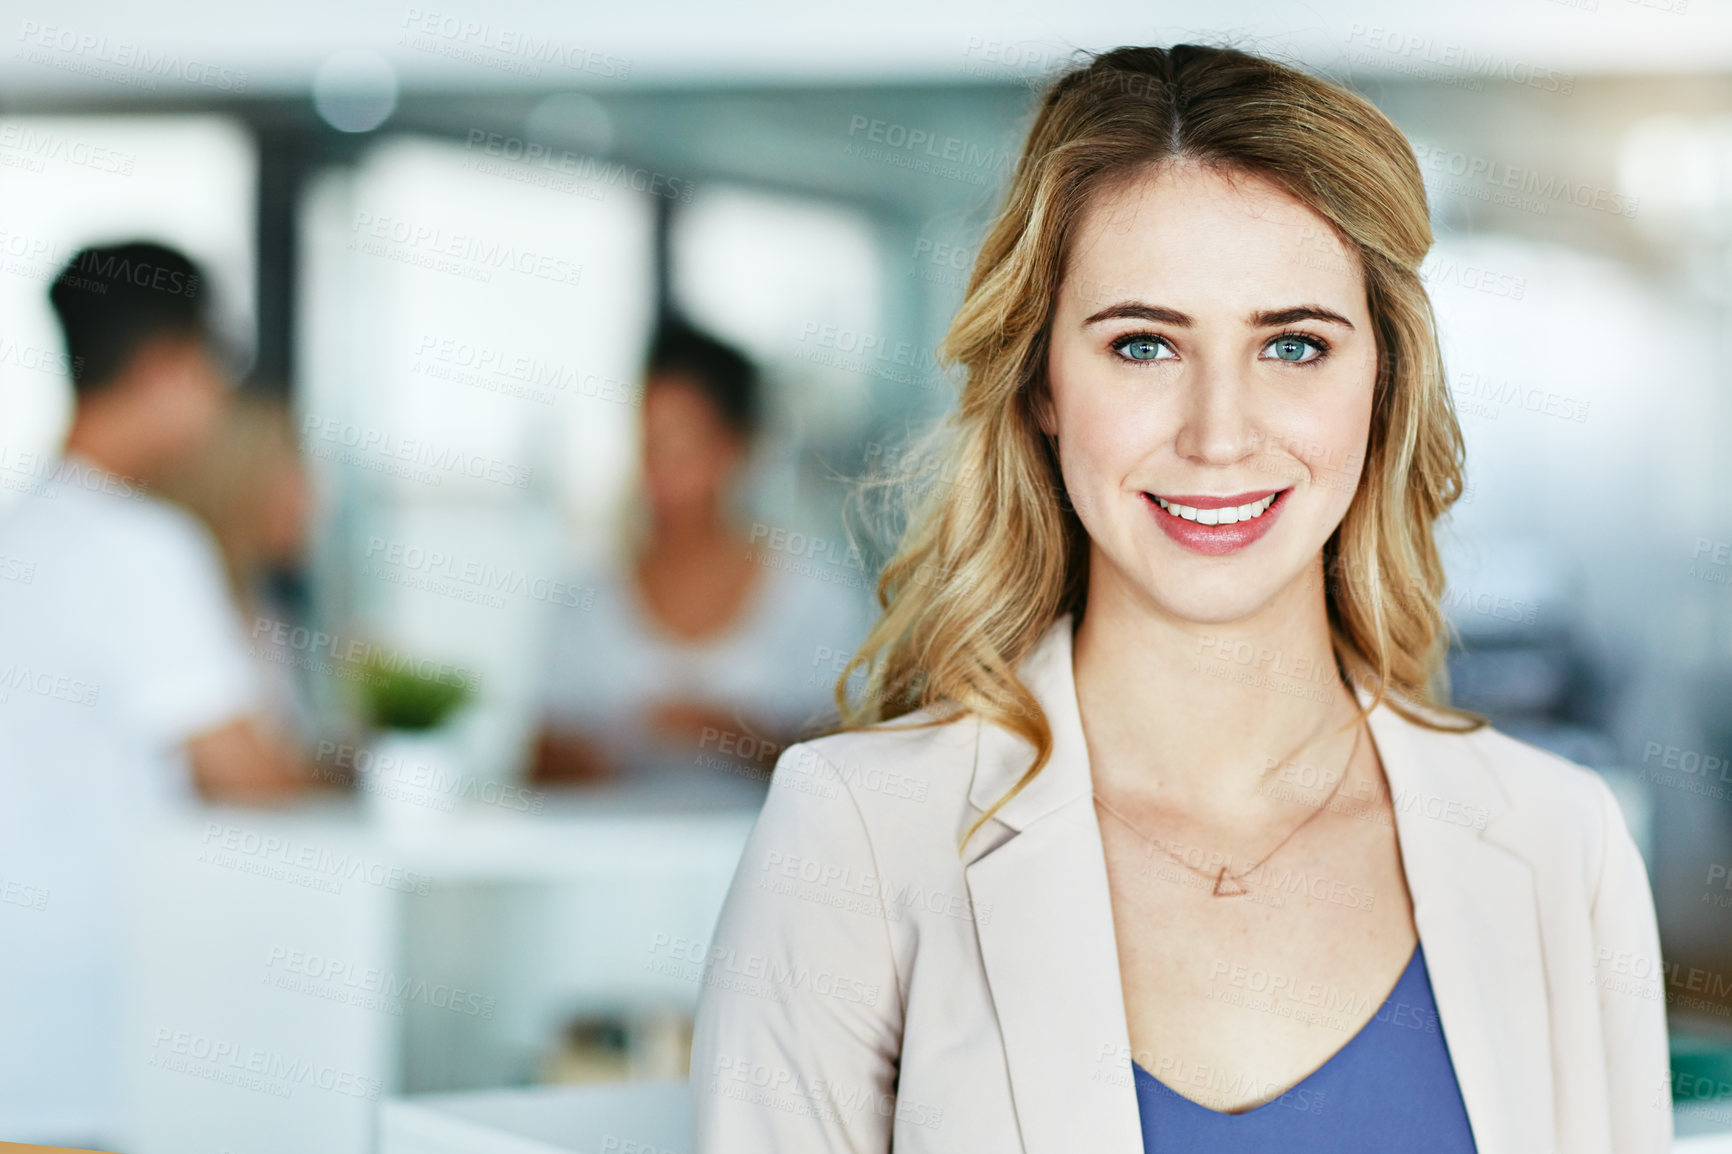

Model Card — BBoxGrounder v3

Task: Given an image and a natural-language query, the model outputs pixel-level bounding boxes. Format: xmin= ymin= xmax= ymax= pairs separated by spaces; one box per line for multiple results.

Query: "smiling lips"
xmin=1143 ymin=488 xmax=1289 ymax=555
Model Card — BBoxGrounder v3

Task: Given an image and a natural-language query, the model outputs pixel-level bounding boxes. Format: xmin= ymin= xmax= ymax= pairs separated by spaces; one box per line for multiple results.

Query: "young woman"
xmin=689 ymin=44 xmax=1670 ymax=1154
xmin=532 ymin=322 xmax=873 ymax=801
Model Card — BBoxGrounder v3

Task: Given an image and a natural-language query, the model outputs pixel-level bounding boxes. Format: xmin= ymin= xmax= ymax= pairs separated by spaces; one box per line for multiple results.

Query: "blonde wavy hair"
xmin=825 ymin=43 xmax=1480 ymax=851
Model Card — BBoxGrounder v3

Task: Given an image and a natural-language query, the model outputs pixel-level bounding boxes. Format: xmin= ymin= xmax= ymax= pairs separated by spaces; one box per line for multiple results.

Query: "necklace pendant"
xmin=1211 ymin=868 xmax=1249 ymax=898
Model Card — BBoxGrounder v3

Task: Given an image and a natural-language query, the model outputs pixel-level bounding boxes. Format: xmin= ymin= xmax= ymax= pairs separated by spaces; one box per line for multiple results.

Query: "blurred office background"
xmin=4 ymin=1 xmax=1732 ymax=1151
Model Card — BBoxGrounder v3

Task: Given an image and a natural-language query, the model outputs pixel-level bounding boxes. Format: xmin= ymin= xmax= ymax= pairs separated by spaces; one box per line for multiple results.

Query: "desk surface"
xmin=379 ymin=1084 xmax=1732 ymax=1154
xmin=184 ymin=792 xmax=761 ymax=881
xmin=381 ymin=1081 xmax=691 ymax=1154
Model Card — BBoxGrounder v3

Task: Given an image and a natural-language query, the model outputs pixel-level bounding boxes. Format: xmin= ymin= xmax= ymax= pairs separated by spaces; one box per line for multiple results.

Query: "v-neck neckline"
xmin=1131 ymin=941 xmax=1424 ymax=1119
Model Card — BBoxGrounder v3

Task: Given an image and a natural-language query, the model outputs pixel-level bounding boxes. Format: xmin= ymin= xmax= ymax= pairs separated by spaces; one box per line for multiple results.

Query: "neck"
xmin=643 ymin=504 xmax=736 ymax=562
xmin=1072 ymin=552 xmax=1360 ymax=819
xmin=63 ymin=409 xmax=154 ymax=482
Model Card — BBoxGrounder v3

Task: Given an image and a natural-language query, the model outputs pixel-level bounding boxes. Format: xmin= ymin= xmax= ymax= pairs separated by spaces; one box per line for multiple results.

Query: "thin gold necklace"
xmin=1092 ymin=721 xmax=1362 ymax=898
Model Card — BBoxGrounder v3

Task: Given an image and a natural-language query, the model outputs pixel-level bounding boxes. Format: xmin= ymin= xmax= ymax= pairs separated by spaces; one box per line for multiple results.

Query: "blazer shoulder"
xmin=782 ymin=706 xmax=979 ymax=796
xmin=768 ymin=708 xmax=984 ymax=853
xmin=1450 ymin=721 xmax=1631 ymax=890
xmin=1463 ymin=722 xmax=1616 ymax=820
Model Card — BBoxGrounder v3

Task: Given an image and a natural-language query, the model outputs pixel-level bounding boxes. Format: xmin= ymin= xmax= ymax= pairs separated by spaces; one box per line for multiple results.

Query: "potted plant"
xmin=353 ymin=655 xmax=475 ymax=834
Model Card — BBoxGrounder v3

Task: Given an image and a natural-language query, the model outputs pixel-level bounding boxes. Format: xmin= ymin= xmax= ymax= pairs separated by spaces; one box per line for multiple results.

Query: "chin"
xmin=1121 ymin=541 xmax=1310 ymax=626
xmin=1142 ymin=582 xmax=1286 ymax=629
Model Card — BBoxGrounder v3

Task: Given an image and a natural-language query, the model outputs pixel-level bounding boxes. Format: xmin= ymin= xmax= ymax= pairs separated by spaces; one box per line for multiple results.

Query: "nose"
xmin=1171 ymin=351 xmax=1260 ymax=468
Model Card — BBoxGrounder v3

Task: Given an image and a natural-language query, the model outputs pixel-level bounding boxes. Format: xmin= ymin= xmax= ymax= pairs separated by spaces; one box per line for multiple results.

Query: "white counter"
xmin=380 ymin=1081 xmax=689 ymax=1154
xmin=117 ymin=796 xmax=755 ymax=1154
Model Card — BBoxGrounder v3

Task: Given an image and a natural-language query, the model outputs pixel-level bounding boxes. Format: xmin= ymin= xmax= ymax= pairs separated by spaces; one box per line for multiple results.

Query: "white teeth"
xmin=1152 ymin=492 xmax=1278 ymax=525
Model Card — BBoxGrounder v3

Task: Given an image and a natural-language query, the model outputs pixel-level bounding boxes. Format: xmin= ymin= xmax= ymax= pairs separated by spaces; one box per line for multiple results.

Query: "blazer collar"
xmin=965 ymin=612 xmax=1093 ymax=834
xmin=962 ymin=611 xmax=1555 ymax=1154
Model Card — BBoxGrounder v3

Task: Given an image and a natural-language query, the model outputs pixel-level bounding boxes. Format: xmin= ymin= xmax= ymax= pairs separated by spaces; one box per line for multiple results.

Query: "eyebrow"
xmin=1081 ymin=301 xmax=1356 ymax=331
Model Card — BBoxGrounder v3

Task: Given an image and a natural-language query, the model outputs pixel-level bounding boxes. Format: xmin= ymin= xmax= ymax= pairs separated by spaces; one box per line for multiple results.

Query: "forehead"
xmin=1063 ymin=161 xmax=1365 ymax=317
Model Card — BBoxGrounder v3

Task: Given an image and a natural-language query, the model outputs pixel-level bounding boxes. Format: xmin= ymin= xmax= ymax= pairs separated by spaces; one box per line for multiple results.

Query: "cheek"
xmin=1047 ymin=346 xmax=1148 ymax=478
xmin=1051 ymin=409 xmax=1149 ymax=531
xmin=1286 ymin=391 xmax=1373 ymax=501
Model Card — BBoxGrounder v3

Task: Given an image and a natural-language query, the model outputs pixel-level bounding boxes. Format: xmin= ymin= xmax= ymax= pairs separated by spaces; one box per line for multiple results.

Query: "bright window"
xmin=0 ymin=115 xmax=255 ymax=505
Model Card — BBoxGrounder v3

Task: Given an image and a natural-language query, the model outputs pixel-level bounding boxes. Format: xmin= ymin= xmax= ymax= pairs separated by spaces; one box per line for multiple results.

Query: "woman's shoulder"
xmin=782 ymin=706 xmax=981 ymax=795
xmin=1463 ymin=720 xmax=1613 ymax=804
xmin=1382 ymin=693 xmax=1611 ymax=803
xmin=1389 ymin=701 xmax=1638 ymax=887
xmin=755 ymin=707 xmax=984 ymax=852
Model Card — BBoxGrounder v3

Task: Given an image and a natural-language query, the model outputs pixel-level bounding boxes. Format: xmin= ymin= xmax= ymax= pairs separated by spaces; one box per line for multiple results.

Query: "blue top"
xmin=1131 ymin=943 xmax=1478 ymax=1153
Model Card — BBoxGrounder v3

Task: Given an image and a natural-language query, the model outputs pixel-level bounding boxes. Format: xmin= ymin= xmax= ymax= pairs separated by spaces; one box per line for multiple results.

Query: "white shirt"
xmin=539 ymin=552 xmax=875 ymax=808
xmin=0 ymin=451 xmax=259 ymax=1143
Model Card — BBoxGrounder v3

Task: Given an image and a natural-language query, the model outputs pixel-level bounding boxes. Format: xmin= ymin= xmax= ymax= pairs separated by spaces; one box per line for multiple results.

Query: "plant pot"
xmin=359 ymin=728 xmax=462 ymax=836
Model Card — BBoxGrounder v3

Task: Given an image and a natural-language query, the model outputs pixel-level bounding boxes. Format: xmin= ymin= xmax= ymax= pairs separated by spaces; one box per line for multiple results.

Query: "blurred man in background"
xmin=0 ymin=240 xmax=306 ymax=1146
xmin=152 ymin=391 xmax=320 ymax=758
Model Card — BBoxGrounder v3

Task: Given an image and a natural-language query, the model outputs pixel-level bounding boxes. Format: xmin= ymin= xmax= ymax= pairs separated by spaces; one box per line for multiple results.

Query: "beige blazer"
xmin=690 ymin=612 xmax=1673 ymax=1153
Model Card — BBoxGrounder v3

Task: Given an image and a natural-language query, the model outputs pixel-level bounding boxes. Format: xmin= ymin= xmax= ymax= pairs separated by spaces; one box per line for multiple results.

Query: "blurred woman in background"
xmin=531 ymin=321 xmax=872 ymax=805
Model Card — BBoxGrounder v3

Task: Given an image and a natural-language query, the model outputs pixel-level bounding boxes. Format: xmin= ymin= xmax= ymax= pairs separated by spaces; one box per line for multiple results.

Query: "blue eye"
xmin=1264 ymin=334 xmax=1325 ymax=364
xmin=1113 ymin=335 xmax=1172 ymax=362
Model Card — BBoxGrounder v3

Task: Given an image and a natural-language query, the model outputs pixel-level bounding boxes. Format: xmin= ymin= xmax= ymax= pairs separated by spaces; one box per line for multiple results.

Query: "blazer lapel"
xmin=964 ymin=614 xmax=1146 ymax=1154
xmin=1365 ymin=694 xmax=1556 ymax=1154
xmin=960 ymin=616 xmax=1556 ymax=1154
